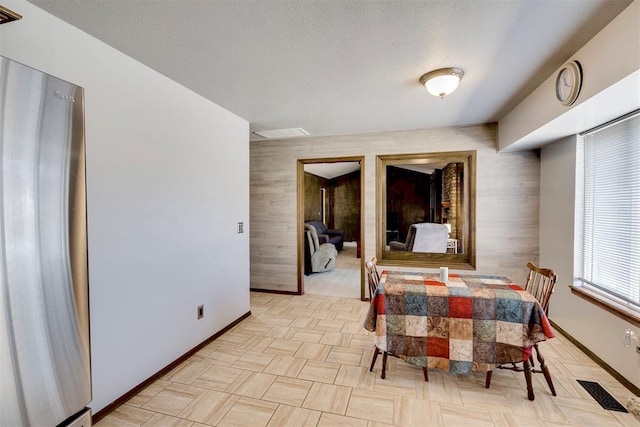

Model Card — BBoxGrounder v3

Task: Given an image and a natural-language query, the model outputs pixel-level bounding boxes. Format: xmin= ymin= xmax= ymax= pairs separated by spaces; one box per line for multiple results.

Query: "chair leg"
xmin=534 ymin=344 xmax=557 ymax=396
xmin=540 ymin=364 xmax=557 ymax=397
xmin=381 ymin=351 xmax=388 ymax=379
xmin=523 ymin=359 xmax=535 ymax=401
xmin=371 ymin=348 xmax=427 ymax=382
xmin=485 ymin=370 xmax=492 ymax=388
xmin=369 ymin=346 xmax=380 ymax=372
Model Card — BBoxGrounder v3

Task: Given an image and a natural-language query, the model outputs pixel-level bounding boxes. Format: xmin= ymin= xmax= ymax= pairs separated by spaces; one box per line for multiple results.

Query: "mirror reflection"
xmin=386 ymin=162 xmax=463 ymax=254
xmin=377 ymin=151 xmax=475 ymax=269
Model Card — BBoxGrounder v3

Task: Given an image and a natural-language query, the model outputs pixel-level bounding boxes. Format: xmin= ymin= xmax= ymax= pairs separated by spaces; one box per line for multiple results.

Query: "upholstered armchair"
xmin=389 ymin=223 xmax=448 ymax=253
xmin=304 ymin=220 xmax=344 ymax=251
xmin=304 ymin=224 xmax=338 ymax=274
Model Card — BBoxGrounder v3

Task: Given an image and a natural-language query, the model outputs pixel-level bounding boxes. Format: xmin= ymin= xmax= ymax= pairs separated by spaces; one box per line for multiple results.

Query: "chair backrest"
xmin=304 ymin=224 xmax=320 ymax=255
xmin=411 ymin=223 xmax=448 ymax=253
xmin=525 ymin=261 xmax=557 ymax=314
xmin=305 ymin=220 xmax=327 ymax=235
xmin=403 ymin=225 xmax=417 ymax=251
xmin=365 ymin=256 xmax=380 ymax=300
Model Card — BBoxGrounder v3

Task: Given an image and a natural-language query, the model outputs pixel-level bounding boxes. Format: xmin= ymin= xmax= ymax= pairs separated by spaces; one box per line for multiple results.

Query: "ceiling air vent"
xmin=0 ymin=5 xmax=22 ymax=25
xmin=253 ymin=128 xmax=309 ymax=139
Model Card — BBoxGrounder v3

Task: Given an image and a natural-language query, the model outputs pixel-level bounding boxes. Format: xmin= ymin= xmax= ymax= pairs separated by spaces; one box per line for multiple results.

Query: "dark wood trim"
xmin=550 ymin=320 xmax=640 ymax=396
xmin=570 ymin=285 xmax=640 ymax=328
xmin=297 ymin=160 xmax=305 ymax=295
xmin=250 ymin=288 xmax=300 ymax=295
xmin=359 ymin=159 xmax=366 ymax=301
xmin=92 ymin=311 xmax=251 ymax=423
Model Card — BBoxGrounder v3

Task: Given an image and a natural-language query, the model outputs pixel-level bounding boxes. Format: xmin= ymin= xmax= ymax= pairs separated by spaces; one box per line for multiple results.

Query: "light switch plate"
xmin=237 ymin=222 xmax=244 ymax=233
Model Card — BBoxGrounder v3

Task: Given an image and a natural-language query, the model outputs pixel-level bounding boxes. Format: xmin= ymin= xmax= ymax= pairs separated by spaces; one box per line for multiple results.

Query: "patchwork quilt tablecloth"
xmin=363 ymin=271 xmax=555 ymax=374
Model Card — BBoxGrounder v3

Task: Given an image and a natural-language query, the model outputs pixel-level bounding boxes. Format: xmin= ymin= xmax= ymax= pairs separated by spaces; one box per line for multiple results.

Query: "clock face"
xmin=555 ymin=61 xmax=582 ymax=106
xmin=556 ymin=68 xmax=573 ymax=102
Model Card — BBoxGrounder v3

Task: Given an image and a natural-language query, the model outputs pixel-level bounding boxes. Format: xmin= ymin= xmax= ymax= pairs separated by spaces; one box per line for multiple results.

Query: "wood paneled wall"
xmin=303 ymin=173 xmax=328 ymax=222
xmin=387 ymin=166 xmax=431 ymax=241
xmin=250 ymin=124 xmax=539 ymax=292
xmin=331 ymin=171 xmax=361 ymax=241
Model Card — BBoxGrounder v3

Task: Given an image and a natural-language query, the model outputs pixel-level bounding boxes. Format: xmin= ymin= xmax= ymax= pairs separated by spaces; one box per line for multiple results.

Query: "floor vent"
xmin=577 ymin=380 xmax=628 ymax=412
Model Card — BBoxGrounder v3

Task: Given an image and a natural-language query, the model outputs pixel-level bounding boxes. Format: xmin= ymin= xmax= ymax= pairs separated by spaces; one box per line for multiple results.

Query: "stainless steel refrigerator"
xmin=1 ymin=56 xmax=91 ymax=426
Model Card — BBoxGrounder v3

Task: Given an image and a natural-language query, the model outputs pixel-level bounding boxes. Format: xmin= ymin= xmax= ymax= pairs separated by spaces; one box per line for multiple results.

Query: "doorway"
xmin=297 ymin=156 xmax=365 ymax=300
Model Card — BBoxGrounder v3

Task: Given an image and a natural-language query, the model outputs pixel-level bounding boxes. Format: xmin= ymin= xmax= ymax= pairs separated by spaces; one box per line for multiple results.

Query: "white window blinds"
xmin=576 ymin=112 xmax=640 ymax=309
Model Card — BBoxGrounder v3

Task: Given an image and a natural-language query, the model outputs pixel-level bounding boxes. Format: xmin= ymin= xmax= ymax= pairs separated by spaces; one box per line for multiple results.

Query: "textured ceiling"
xmin=305 ymin=162 xmax=361 ymax=180
xmin=29 ymin=0 xmax=632 ymax=142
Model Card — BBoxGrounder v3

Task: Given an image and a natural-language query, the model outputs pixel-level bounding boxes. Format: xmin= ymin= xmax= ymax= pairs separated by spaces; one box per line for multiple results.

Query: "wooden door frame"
xmin=297 ymin=156 xmax=366 ymax=300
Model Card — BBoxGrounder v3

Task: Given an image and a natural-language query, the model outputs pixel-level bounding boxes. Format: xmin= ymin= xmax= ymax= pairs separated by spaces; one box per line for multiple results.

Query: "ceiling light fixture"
xmin=419 ymin=68 xmax=464 ymax=98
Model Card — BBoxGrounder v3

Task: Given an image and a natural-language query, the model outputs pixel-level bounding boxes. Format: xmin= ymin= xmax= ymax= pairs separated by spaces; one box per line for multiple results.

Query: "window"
xmin=574 ymin=111 xmax=640 ymax=321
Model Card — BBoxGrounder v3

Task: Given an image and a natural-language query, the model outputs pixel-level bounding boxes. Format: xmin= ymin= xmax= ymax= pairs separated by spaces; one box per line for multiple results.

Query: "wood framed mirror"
xmin=376 ymin=151 xmax=476 ymax=269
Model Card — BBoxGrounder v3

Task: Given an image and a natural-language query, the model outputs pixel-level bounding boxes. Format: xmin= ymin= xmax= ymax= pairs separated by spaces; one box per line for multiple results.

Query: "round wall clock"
xmin=555 ymin=60 xmax=582 ymax=106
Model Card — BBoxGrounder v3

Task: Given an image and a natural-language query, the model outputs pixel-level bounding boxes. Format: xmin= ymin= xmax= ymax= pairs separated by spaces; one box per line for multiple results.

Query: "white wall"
xmin=499 ymin=0 xmax=639 ymax=151
xmin=541 ymin=137 xmax=640 ymax=389
xmin=1 ymin=0 xmax=250 ymax=412
xmin=251 ymin=125 xmax=540 ymax=293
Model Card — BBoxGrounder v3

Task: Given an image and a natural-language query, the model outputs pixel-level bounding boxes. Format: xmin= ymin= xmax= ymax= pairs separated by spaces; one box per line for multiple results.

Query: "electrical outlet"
xmin=197 ymin=305 xmax=204 ymax=319
xmin=237 ymin=222 xmax=244 ymax=233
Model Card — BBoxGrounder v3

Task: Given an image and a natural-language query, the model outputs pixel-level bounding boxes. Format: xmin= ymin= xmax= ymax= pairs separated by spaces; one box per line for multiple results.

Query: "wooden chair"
xmin=367 ymin=257 xmax=428 ymax=382
xmin=523 ymin=262 xmax=556 ymax=315
xmin=365 ymin=256 xmax=380 ymax=301
xmin=485 ymin=262 xmax=557 ymax=400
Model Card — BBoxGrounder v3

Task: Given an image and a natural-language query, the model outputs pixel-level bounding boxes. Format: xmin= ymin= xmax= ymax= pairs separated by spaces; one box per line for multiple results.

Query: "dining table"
xmin=363 ymin=270 xmax=555 ymax=395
